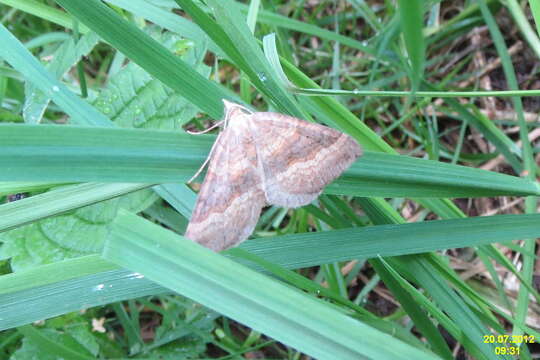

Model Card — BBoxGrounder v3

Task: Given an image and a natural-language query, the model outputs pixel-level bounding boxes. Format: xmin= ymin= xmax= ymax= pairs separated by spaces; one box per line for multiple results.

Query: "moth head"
xmin=222 ymin=100 xmax=253 ymax=128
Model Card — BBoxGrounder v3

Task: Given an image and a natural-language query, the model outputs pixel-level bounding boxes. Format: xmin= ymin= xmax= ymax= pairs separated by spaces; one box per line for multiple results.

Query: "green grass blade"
xmin=403 ymin=256 xmax=508 ymax=360
xmin=0 ymin=23 xmax=110 ymax=126
xmin=232 ymin=1 xmax=382 ymax=57
xmin=332 ymin=152 xmax=540 ymax=198
xmin=530 ymin=0 xmax=540 ymax=37
xmin=229 ymin=248 xmax=430 ymax=351
xmin=0 ymin=183 xmax=149 ymax=232
xmin=103 ymin=210 xmax=438 ymax=360
xmin=2 ymin=124 xmax=538 ymax=197
xmin=0 ymin=0 xmax=89 ymax=33
xmin=104 ymin=0 xmax=225 ymax=57
xmin=370 ymin=258 xmax=454 ymax=360
xmin=0 ymin=255 xmax=165 ymax=331
xmin=478 ymin=0 xmax=539 ymax=343
xmin=0 ymin=124 xmax=206 ymax=183
xmin=0 ymin=182 xmax=66 ymax=197
xmin=245 ymin=0 xmax=261 ymax=33
xmin=506 ymin=0 xmax=540 ymax=59
xmin=55 ymin=0 xmax=226 ymax=119
xmin=238 ymin=213 xmax=540 ymax=269
xmin=152 ymin=183 xmax=196 ymax=219
xmin=478 ymin=1 xmax=534 ymax=177
xmin=423 ymin=84 xmax=523 ymax=173
xmin=175 ymin=0 xmax=304 ymax=118
xmin=23 ymin=31 xmax=99 ymax=124
xmin=397 ymin=0 xmax=425 ymax=91
xmin=3 ymin=212 xmax=539 ymax=333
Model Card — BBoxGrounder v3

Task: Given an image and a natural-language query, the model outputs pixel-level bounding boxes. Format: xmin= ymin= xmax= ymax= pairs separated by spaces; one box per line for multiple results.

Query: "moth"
xmin=185 ymin=100 xmax=362 ymax=251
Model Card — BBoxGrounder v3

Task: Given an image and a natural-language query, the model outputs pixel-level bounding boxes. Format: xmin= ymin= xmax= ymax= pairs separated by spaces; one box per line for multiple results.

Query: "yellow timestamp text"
xmin=493 ymin=346 xmax=520 ymax=356
xmin=483 ymin=334 xmax=535 ymax=356
xmin=483 ymin=334 xmax=535 ymax=344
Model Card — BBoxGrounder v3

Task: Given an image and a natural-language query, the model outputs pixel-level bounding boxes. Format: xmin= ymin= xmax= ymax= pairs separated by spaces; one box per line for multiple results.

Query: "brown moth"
xmin=185 ymin=100 xmax=362 ymax=251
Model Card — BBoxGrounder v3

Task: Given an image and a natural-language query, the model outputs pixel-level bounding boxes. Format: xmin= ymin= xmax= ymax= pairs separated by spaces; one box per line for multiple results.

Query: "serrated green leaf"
xmin=38 ymin=213 xmax=109 ymax=253
xmin=0 ymin=223 xmax=84 ymax=271
xmin=119 ymin=189 xmax=160 ymax=214
xmin=15 ymin=326 xmax=94 ymax=360
xmin=93 ymin=28 xmax=210 ymax=129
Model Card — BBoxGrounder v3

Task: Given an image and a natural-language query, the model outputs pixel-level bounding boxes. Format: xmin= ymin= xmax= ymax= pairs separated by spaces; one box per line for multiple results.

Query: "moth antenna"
xmin=186 ymin=120 xmax=225 ymax=135
xmin=187 ymin=132 xmax=223 ymax=184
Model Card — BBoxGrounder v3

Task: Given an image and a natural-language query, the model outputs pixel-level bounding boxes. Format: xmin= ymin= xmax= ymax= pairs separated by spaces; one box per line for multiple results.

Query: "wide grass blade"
xmin=0 ymin=183 xmax=149 ymax=232
xmin=2 ymin=124 xmax=538 ymax=198
xmin=240 ymin=213 xmax=540 ymax=269
xmin=3 ymin=212 xmax=540 ymax=334
xmin=0 ymin=255 xmax=165 ymax=331
xmin=0 ymin=182 xmax=65 ymax=197
xmin=103 ymin=210 xmax=438 ymax=360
